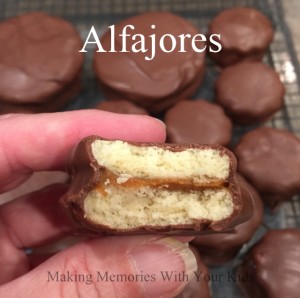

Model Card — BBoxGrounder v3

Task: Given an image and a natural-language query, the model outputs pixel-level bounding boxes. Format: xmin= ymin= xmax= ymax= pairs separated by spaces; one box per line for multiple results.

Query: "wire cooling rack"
xmin=1 ymin=1 xmax=299 ymax=297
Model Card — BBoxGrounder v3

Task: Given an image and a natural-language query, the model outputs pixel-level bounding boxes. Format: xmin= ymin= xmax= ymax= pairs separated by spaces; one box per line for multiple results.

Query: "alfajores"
xmin=80 ymin=14 xmax=221 ymax=61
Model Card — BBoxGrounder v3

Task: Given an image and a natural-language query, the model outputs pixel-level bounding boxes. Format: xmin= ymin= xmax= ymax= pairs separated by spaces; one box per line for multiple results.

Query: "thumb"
xmin=0 ymin=236 xmax=197 ymax=298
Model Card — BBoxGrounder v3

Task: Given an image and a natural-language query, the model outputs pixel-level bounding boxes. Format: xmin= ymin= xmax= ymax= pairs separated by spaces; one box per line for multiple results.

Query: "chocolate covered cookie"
xmin=235 ymin=127 xmax=300 ymax=209
xmin=95 ymin=100 xmax=148 ymax=115
xmin=0 ymin=77 xmax=81 ymax=113
xmin=215 ymin=62 xmax=284 ymax=125
xmin=209 ymin=7 xmax=274 ymax=67
xmin=192 ymin=175 xmax=263 ymax=264
xmin=0 ymin=12 xmax=83 ymax=113
xmin=165 ymin=100 xmax=232 ymax=146
xmin=61 ymin=137 xmax=243 ymax=235
xmin=94 ymin=12 xmax=205 ymax=114
xmin=238 ymin=229 xmax=300 ymax=298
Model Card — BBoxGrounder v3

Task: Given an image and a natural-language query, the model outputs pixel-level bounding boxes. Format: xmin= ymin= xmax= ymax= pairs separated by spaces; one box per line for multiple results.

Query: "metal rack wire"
xmin=1 ymin=1 xmax=299 ymax=297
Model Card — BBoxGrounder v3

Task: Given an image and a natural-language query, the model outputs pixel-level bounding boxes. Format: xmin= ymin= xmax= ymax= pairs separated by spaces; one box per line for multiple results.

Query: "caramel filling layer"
xmin=96 ymin=169 xmax=228 ymax=196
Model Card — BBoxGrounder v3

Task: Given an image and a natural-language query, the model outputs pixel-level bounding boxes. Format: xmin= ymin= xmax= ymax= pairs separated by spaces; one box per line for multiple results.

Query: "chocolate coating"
xmin=235 ymin=127 xmax=300 ymax=209
xmin=0 ymin=12 xmax=83 ymax=108
xmin=0 ymin=76 xmax=81 ymax=114
xmin=101 ymin=67 xmax=204 ymax=115
xmin=101 ymin=69 xmax=204 ymax=115
xmin=238 ymin=229 xmax=300 ymax=298
xmin=215 ymin=62 xmax=284 ymax=125
xmin=176 ymin=246 xmax=211 ymax=298
xmin=165 ymin=100 xmax=232 ymax=146
xmin=61 ymin=136 xmax=244 ymax=235
xmin=94 ymin=12 xmax=205 ymax=113
xmin=192 ymin=175 xmax=263 ymax=265
xmin=95 ymin=100 xmax=148 ymax=115
xmin=209 ymin=7 xmax=274 ymax=67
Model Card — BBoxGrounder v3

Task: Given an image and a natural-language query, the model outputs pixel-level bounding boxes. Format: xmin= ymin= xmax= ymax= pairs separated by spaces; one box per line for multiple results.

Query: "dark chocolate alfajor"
xmin=93 ymin=12 xmax=205 ymax=114
xmin=215 ymin=62 xmax=284 ymax=125
xmin=235 ymin=127 xmax=300 ymax=209
xmin=0 ymin=12 xmax=83 ymax=113
xmin=208 ymin=7 xmax=274 ymax=67
xmin=238 ymin=229 xmax=300 ymax=298
xmin=61 ymin=136 xmax=243 ymax=235
xmin=165 ymin=100 xmax=232 ymax=146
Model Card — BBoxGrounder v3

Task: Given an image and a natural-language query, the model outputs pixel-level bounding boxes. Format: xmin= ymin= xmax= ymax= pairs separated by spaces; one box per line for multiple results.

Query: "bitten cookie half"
xmin=61 ymin=137 xmax=242 ymax=235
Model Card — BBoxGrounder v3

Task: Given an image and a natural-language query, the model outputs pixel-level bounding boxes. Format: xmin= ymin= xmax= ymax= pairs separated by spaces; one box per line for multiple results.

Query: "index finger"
xmin=0 ymin=110 xmax=166 ymax=192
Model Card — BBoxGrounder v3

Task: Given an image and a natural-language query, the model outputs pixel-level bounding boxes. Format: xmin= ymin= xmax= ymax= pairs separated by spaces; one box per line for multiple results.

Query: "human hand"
xmin=0 ymin=111 xmax=197 ymax=298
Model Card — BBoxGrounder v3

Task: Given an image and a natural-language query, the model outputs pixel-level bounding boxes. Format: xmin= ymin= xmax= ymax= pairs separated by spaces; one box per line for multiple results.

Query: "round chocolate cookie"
xmin=238 ymin=229 xmax=300 ymax=298
xmin=208 ymin=7 xmax=274 ymax=67
xmin=165 ymin=100 xmax=232 ymax=146
xmin=95 ymin=100 xmax=148 ymax=115
xmin=235 ymin=127 xmax=300 ymax=209
xmin=0 ymin=76 xmax=81 ymax=113
xmin=0 ymin=12 xmax=83 ymax=113
xmin=94 ymin=12 xmax=205 ymax=114
xmin=215 ymin=62 xmax=284 ymax=125
xmin=192 ymin=175 xmax=263 ymax=265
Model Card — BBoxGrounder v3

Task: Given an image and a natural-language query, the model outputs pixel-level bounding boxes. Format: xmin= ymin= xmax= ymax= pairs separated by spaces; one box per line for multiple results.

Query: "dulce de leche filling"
xmin=96 ymin=169 xmax=228 ymax=196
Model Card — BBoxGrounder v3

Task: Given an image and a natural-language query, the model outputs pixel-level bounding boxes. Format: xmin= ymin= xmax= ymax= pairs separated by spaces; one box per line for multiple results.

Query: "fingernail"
xmin=155 ymin=118 xmax=166 ymax=128
xmin=144 ymin=115 xmax=166 ymax=129
xmin=131 ymin=237 xmax=197 ymax=298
